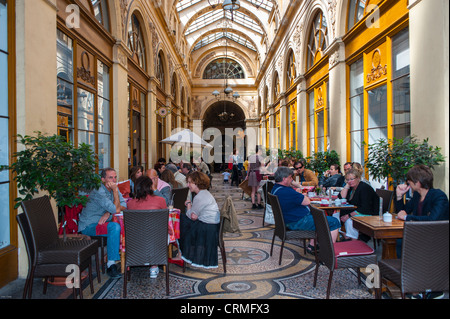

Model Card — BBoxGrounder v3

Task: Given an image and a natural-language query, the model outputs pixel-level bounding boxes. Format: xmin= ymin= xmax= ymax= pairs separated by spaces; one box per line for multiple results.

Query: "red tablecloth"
xmin=112 ymin=209 xmax=181 ymax=252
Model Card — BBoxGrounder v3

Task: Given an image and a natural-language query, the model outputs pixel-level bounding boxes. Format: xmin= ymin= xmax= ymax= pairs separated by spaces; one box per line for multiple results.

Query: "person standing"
xmin=78 ymin=168 xmax=127 ymax=278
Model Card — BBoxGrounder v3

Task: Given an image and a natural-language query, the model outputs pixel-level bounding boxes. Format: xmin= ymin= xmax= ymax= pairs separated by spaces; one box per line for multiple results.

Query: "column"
xmin=408 ymin=0 xmax=449 ymax=193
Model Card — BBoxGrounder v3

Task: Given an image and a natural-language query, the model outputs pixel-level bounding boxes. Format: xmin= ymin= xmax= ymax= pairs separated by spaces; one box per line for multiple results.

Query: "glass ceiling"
xmin=192 ymin=32 xmax=256 ymax=51
xmin=177 ymin=0 xmax=273 ymax=13
xmin=185 ymin=9 xmax=263 ymax=36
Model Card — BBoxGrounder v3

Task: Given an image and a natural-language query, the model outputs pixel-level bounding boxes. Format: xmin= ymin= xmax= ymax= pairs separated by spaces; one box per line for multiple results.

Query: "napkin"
xmin=96 ymin=222 xmax=109 ymax=235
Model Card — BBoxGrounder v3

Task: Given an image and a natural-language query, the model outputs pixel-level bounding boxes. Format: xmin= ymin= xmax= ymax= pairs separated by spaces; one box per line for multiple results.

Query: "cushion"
xmin=334 ymin=240 xmax=374 ymax=257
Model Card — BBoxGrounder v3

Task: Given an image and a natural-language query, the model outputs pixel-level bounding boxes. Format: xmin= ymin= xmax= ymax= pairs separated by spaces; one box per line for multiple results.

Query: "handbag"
xmin=264 ymin=187 xmax=280 ymax=225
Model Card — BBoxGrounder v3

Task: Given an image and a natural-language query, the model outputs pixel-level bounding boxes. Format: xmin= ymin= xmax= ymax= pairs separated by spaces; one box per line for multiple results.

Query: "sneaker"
xmin=107 ymin=264 xmax=122 ymax=278
xmin=150 ymin=266 xmax=159 ymax=278
xmin=257 ymin=204 xmax=264 ymax=209
xmin=252 ymin=204 xmax=257 ymax=209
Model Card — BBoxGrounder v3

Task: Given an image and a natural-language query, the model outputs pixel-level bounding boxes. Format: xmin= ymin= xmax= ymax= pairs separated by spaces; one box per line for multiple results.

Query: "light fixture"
xmin=210 ymin=7 xmax=240 ymax=122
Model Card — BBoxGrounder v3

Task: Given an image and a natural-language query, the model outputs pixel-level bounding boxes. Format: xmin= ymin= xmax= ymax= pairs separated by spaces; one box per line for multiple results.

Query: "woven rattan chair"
xmin=123 ymin=209 xmax=170 ymax=297
xmin=172 ymin=187 xmax=189 ymax=215
xmin=377 ymin=220 xmax=449 ymax=299
xmin=262 ymin=181 xmax=274 ymax=227
xmin=310 ymin=205 xmax=377 ymax=299
xmin=267 ymin=193 xmax=315 ymax=265
xmin=18 ymin=195 xmax=100 ymax=299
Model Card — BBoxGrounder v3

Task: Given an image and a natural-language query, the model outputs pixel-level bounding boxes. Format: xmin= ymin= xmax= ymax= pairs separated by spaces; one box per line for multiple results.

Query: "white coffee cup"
xmin=308 ymin=192 xmax=315 ymax=197
xmin=341 ymin=198 xmax=347 ymax=205
xmin=335 ymin=199 xmax=341 ymax=206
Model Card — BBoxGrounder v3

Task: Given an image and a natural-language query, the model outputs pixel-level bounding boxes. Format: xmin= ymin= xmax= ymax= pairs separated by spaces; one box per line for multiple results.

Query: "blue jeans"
xmin=287 ymin=213 xmax=341 ymax=232
xmin=81 ymin=222 xmax=121 ymax=262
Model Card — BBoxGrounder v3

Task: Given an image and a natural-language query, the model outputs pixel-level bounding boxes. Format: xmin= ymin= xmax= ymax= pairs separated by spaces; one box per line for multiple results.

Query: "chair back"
xmin=123 ymin=209 xmax=169 ymax=267
xmin=401 ymin=220 xmax=449 ymax=293
xmin=16 ymin=213 xmax=35 ymax=267
xmin=267 ymin=193 xmax=286 ymax=241
xmin=376 ymin=189 xmax=394 ymax=213
xmin=21 ymin=196 xmax=59 ymax=253
xmin=172 ymin=187 xmax=189 ymax=214
xmin=310 ymin=205 xmax=336 ymax=270
xmin=262 ymin=182 xmax=274 ymax=201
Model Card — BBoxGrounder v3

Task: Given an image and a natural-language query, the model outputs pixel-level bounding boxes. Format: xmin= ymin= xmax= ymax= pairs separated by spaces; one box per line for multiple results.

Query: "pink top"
xmin=127 ymin=195 xmax=167 ymax=210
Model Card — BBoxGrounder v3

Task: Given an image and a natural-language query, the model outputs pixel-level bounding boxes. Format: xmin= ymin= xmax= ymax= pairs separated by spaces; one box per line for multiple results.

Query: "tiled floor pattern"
xmin=1 ymin=173 xmax=375 ymax=300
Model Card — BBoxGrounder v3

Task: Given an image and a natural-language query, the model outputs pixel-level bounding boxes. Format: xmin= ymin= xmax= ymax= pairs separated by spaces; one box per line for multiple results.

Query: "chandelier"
xmin=210 ymin=1 xmax=241 ymax=122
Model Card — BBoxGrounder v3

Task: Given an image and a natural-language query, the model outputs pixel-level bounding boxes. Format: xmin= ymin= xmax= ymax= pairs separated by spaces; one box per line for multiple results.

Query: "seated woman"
xmin=322 ymin=164 xmax=345 ymax=188
xmin=395 ymin=164 xmax=449 ymax=221
xmin=128 ymin=165 xmax=143 ymax=197
xmin=339 ymin=168 xmax=379 ymax=240
xmin=126 ymin=175 xmax=168 ymax=278
xmin=179 ymin=171 xmax=220 ymax=269
xmin=160 ymin=169 xmax=182 ymax=190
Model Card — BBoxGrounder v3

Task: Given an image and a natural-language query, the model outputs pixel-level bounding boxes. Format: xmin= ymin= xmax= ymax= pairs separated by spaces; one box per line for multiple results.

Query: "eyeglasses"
xmin=345 ymin=177 xmax=357 ymax=182
xmin=295 ymin=166 xmax=303 ymax=170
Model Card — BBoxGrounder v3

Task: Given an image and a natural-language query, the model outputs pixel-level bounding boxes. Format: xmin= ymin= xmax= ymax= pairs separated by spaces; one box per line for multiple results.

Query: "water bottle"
xmin=379 ymin=197 xmax=383 ymax=220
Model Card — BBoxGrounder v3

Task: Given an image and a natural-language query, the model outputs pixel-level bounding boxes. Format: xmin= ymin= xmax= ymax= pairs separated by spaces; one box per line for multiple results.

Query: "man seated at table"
xmin=271 ymin=167 xmax=341 ymax=254
xmin=147 ymin=169 xmax=172 ymax=205
xmin=78 ymin=167 xmax=127 ymax=278
xmin=293 ymin=159 xmax=318 ymax=187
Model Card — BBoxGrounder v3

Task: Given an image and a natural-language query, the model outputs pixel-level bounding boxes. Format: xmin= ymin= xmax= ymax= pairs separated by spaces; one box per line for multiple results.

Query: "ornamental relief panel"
xmin=365 ymin=46 xmax=388 ymax=85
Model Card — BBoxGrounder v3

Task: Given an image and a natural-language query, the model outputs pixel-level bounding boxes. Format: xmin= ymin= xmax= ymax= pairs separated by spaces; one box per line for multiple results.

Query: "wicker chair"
xmin=18 ymin=195 xmax=100 ymax=299
xmin=262 ymin=181 xmax=274 ymax=227
xmin=267 ymin=193 xmax=315 ymax=265
xmin=310 ymin=205 xmax=377 ymax=299
xmin=123 ymin=209 xmax=170 ymax=297
xmin=377 ymin=220 xmax=449 ymax=299
xmin=172 ymin=187 xmax=189 ymax=215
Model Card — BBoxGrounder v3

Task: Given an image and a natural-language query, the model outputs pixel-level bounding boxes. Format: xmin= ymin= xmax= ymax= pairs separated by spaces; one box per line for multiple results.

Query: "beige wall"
xmin=15 ymin=0 xmax=58 ymax=278
xmin=409 ymin=0 xmax=449 ymax=194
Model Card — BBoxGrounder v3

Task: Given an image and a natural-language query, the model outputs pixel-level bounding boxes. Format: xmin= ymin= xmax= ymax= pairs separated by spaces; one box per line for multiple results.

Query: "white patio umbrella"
xmin=160 ymin=129 xmax=213 ymax=148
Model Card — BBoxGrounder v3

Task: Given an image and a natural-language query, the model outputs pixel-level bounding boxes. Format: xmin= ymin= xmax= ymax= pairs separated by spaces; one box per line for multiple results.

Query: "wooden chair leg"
xmin=123 ymin=267 xmax=128 ymax=298
xmin=95 ymin=252 xmax=101 ymax=283
xmin=43 ymin=277 xmax=48 ymax=295
xmin=326 ymin=270 xmax=334 ymax=299
xmin=166 ymin=264 xmax=170 ymax=296
xmin=89 ymin=262 xmax=94 ymax=294
xmin=270 ymin=235 xmax=275 ymax=256
xmin=313 ymin=264 xmax=319 ymax=287
xmin=279 ymin=241 xmax=285 ymax=265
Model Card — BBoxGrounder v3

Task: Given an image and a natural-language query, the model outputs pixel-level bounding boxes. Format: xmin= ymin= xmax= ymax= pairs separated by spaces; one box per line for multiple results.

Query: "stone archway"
xmin=203 ymin=101 xmax=247 ymax=172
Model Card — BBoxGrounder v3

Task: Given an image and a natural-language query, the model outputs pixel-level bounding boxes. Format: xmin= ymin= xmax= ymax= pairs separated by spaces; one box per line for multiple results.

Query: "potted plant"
xmin=365 ymin=136 xmax=445 ymax=187
xmin=306 ymin=150 xmax=341 ymax=181
xmin=1 ymin=132 xmax=101 ymax=234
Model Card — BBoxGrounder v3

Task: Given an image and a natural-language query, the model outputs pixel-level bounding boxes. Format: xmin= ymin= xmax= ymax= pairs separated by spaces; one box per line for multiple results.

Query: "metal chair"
xmin=262 ymin=181 xmax=274 ymax=227
xmin=18 ymin=195 xmax=100 ymax=299
xmin=171 ymin=187 xmax=189 ymax=215
xmin=377 ymin=220 xmax=449 ymax=299
xmin=123 ymin=209 xmax=170 ymax=297
xmin=267 ymin=193 xmax=315 ymax=265
xmin=310 ymin=205 xmax=377 ymax=299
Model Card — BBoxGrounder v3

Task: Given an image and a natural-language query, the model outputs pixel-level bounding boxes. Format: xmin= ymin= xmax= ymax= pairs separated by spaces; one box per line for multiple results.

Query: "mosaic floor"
xmin=1 ymin=173 xmax=380 ymax=300
xmin=95 ymin=173 xmax=374 ymax=300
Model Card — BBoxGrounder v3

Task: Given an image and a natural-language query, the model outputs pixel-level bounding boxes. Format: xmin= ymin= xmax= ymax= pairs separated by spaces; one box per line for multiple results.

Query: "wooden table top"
xmin=310 ymin=203 xmax=357 ymax=211
xmin=352 ymin=215 xmax=404 ymax=239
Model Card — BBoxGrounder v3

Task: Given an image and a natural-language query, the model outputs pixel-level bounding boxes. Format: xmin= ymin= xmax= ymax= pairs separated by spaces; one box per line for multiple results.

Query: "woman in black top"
xmin=339 ymin=168 xmax=379 ymax=240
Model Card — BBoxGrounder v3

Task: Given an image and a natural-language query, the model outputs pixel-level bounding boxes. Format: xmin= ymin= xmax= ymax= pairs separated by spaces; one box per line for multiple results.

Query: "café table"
xmin=112 ymin=208 xmax=181 ymax=273
xmin=351 ymin=215 xmax=404 ymax=260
